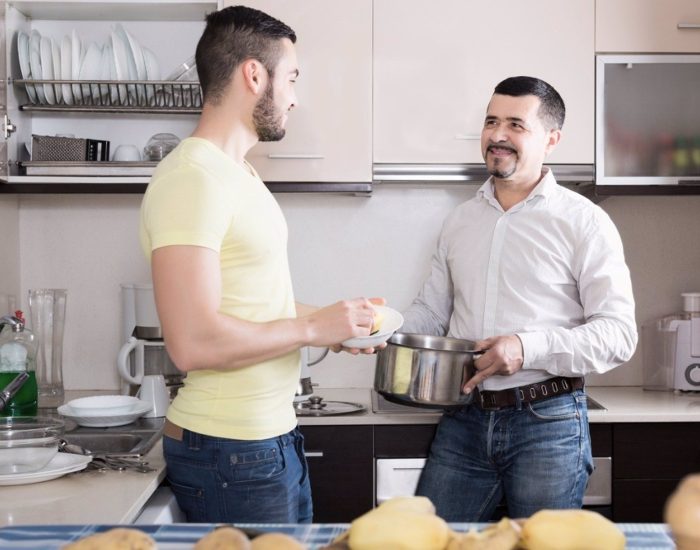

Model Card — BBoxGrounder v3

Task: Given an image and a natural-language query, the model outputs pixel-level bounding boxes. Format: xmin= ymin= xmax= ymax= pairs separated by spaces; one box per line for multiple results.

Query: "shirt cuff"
xmin=516 ymin=331 xmax=549 ymax=369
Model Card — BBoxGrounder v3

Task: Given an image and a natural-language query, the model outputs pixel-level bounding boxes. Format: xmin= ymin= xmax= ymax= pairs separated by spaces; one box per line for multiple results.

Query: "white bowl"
xmin=342 ymin=306 xmax=405 ymax=349
xmin=67 ymin=395 xmax=141 ymax=416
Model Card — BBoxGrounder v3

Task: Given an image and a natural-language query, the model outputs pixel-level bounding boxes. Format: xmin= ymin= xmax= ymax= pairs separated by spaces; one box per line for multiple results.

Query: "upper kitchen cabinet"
xmin=373 ymin=0 xmax=594 ymax=166
xmin=0 ymin=0 xmax=217 ymax=190
xmin=229 ymin=0 xmax=372 ymax=186
xmin=596 ymin=0 xmax=700 ymax=53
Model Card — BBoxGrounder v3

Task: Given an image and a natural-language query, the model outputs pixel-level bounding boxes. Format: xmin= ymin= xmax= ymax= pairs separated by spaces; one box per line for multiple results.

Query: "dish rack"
xmin=13 ymin=79 xmax=202 ymax=113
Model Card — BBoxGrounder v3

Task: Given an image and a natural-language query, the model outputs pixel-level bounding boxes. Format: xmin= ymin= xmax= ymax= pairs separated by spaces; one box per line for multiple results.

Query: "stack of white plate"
xmin=58 ymin=395 xmax=152 ymax=427
xmin=16 ymin=24 xmax=161 ymax=107
xmin=0 ymin=453 xmax=92 ymax=486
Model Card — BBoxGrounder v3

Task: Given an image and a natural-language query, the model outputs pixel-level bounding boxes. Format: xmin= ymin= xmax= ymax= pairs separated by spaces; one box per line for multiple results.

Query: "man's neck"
xmin=191 ymin=102 xmax=258 ymax=165
xmin=492 ymin=170 xmax=544 ymax=211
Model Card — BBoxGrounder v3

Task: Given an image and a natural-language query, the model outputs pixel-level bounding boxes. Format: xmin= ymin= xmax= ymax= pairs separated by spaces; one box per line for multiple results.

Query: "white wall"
xmin=14 ymin=187 xmax=700 ymax=390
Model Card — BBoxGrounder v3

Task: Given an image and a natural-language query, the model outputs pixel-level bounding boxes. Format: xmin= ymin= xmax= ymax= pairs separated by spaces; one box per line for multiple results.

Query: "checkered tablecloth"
xmin=0 ymin=522 xmax=676 ymax=549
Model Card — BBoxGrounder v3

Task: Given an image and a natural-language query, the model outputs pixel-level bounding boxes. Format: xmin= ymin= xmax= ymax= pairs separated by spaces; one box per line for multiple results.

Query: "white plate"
xmin=118 ymin=24 xmax=147 ymax=104
xmin=28 ymin=30 xmax=46 ymax=104
xmin=79 ymin=42 xmax=102 ymax=101
xmin=67 ymin=395 xmax=141 ymax=416
xmin=57 ymin=400 xmax=152 ymax=427
xmin=342 ymin=306 xmax=404 ymax=349
xmin=51 ymin=38 xmax=62 ymax=103
xmin=110 ymin=31 xmax=130 ymax=104
xmin=39 ymin=36 xmax=56 ymax=104
xmin=70 ymin=29 xmax=82 ymax=102
xmin=17 ymin=31 xmax=38 ymax=103
xmin=0 ymin=453 xmax=91 ymax=486
xmin=60 ymin=35 xmax=73 ymax=105
xmin=142 ymin=47 xmax=159 ymax=104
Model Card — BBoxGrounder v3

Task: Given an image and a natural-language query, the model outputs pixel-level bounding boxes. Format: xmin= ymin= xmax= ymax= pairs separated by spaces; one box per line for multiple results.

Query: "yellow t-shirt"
xmin=139 ymin=137 xmax=299 ymax=440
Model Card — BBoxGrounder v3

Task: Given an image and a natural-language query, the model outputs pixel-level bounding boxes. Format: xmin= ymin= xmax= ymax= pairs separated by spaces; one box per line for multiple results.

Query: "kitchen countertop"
xmin=2 ymin=385 xmax=697 ymax=527
xmin=0 ymin=439 xmax=166 ymax=526
xmin=297 ymin=386 xmax=700 ymax=425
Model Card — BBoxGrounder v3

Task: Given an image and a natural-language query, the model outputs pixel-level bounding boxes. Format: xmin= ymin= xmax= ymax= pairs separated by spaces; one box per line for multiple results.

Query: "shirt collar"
xmin=477 ymin=167 xmax=557 ymax=209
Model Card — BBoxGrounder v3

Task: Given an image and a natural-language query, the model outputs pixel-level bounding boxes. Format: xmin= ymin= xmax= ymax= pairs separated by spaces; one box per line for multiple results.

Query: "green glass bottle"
xmin=0 ymin=311 xmax=38 ymax=417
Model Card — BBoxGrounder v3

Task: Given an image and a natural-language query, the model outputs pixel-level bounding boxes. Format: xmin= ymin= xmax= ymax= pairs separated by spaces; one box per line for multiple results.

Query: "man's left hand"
xmin=463 ymin=335 xmax=524 ymax=394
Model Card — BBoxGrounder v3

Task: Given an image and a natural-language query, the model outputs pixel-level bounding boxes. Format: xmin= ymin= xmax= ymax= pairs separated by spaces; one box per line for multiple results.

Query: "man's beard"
xmin=485 ymin=145 xmax=517 ymax=179
xmin=253 ymin=81 xmax=286 ymax=142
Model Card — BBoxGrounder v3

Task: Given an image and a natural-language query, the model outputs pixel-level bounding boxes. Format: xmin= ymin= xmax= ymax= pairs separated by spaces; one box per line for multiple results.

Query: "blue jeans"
xmin=416 ymin=389 xmax=593 ymax=521
xmin=163 ymin=427 xmax=312 ymax=523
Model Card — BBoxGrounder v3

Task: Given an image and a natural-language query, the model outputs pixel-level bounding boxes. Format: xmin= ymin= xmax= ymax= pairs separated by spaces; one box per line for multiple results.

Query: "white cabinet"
xmin=373 ymin=0 xmax=594 ymax=165
xmin=1 ymin=0 xmax=215 ymax=185
xmin=596 ymin=0 xmax=700 ymax=53
xmin=229 ymin=0 xmax=372 ymax=183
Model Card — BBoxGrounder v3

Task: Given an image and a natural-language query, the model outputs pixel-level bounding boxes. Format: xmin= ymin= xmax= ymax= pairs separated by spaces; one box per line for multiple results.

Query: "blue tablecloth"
xmin=0 ymin=522 xmax=676 ymax=549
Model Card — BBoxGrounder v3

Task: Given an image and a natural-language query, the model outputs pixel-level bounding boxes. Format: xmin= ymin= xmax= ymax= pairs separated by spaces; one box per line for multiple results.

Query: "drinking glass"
xmin=27 ymin=289 xmax=67 ymax=408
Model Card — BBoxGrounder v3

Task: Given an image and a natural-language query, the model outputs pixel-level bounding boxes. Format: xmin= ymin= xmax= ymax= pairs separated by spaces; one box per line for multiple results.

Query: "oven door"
xmin=375 ymin=456 xmax=612 ymax=517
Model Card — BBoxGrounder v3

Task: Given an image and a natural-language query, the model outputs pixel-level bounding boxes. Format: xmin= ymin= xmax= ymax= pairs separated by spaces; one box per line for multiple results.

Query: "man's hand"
xmin=462 ymin=334 xmax=524 ymax=394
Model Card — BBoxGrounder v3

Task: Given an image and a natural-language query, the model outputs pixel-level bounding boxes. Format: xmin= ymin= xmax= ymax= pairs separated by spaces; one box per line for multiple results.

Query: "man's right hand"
xmin=304 ymin=297 xmax=384 ymax=348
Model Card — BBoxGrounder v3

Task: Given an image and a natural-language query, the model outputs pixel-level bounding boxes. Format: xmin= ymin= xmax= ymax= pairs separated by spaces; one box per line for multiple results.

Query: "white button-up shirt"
xmin=402 ymin=169 xmax=638 ymax=391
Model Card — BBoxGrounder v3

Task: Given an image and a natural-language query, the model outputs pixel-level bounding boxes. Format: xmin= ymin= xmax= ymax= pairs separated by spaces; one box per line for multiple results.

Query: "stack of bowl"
xmin=0 ymin=416 xmax=65 ymax=474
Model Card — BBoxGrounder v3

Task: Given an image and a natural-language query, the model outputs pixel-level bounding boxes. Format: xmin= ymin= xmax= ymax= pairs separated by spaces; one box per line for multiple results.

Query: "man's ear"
xmin=544 ymin=128 xmax=562 ymax=156
xmin=241 ymin=59 xmax=267 ymax=95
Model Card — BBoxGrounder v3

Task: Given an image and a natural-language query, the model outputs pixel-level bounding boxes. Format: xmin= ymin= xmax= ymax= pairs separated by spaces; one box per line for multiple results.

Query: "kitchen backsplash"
xmin=13 ymin=186 xmax=700 ymax=391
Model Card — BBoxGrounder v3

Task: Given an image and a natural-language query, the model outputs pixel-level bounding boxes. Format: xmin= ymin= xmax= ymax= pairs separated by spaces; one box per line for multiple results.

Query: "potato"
xmin=446 ymin=518 xmax=520 ymax=550
xmin=195 ymin=526 xmax=251 ymax=550
xmin=520 ymin=509 xmax=625 ymax=550
xmin=62 ymin=527 xmax=156 ymax=550
xmin=370 ymin=308 xmax=385 ymax=335
xmin=250 ymin=532 xmax=306 ymax=549
xmin=377 ymin=495 xmax=436 ymax=515
xmin=348 ymin=506 xmax=449 ymax=550
xmin=664 ymin=473 xmax=700 ymax=550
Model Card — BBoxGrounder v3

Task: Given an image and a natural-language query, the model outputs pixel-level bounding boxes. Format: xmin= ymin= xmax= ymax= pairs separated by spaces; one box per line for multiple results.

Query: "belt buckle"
xmin=478 ymin=391 xmax=501 ymax=411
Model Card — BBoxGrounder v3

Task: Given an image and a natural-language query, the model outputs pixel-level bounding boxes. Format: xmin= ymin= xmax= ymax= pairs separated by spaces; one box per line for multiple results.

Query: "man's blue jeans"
xmin=416 ymin=389 xmax=593 ymax=521
xmin=163 ymin=426 xmax=312 ymax=523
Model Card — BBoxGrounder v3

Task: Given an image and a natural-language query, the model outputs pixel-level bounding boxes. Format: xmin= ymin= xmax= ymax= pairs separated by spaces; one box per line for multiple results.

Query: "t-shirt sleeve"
xmin=142 ymin=164 xmax=234 ymax=253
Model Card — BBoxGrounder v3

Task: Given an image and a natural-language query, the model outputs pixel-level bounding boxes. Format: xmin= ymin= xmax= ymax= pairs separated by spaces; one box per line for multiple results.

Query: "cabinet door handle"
xmin=267 ymin=154 xmax=325 ymax=159
xmin=454 ymin=134 xmax=481 ymax=140
xmin=678 ymin=23 xmax=700 ymax=29
xmin=304 ymin=451 xmax=324 ymax=458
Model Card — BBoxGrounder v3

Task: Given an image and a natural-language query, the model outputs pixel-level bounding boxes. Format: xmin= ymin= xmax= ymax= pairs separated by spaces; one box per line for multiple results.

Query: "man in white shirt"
xmin=405 ymin=76 xmax=637 ymax=521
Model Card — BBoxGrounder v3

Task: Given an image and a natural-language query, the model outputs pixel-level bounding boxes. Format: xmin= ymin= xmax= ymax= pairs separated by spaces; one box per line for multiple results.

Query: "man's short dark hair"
xmin=196 ymin=5 xmax=296 ymax=105
xmin=493 ymin=76 xmax=565 ymax=130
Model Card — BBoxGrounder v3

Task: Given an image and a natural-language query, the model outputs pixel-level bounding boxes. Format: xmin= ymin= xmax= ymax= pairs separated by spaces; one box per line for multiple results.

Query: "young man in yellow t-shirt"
xmin=140 ymin=6 xmax=381 ymax=523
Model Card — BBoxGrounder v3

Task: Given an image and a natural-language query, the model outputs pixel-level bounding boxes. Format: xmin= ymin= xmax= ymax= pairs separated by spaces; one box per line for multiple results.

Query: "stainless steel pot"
xmin=374 ymin=333 xmax=481 ymax=408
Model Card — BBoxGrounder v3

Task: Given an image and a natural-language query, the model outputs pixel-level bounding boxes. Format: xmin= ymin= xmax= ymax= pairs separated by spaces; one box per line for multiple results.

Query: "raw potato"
xmin=664 ymin=473 xmax=700 ymax=550
xmin=195 ymin=527 xmax=251 ymax=550
xmin=348 ymin=499 xmax=449 ymax=550
xmin=520 ymin=509 xmax=625 ymax=550
xmin=251 ymin=532 xmax=307 ymax=549
xmin=446 ymin=518 xmax=520 ymax=550
xmin=376 ymin=495 xmax=436 ymax=515
xmin=370 ymin=308 xmax=385 ymax=335
xmin=62 ymin=527 xmax=156 ymax=550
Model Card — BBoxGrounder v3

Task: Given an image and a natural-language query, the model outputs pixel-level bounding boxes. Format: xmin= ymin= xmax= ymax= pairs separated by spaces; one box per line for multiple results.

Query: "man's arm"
xmin=152 ymin=245 xmax=377 ymax=372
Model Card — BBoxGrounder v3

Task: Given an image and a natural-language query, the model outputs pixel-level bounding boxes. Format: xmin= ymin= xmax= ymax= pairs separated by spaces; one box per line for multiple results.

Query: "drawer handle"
xmin=454 ymin=134 xmax=481 ymax=140
xmin=678 ymin=23 xmax=700 ymax=29
xmin=267 ymin=154 xmax=325 ymax=160
xmin=304 ymin=451 xmax=324 ymax=458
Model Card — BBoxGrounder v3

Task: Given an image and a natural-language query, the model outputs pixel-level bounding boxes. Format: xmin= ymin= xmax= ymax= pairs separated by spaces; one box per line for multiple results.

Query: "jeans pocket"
xmin=168 ymin=479 xmax=206 ymax=521
xmin=526 ymin=395 xmax=579 ymax=421
xmin=227 ymin=444 xmax=286 ymax=484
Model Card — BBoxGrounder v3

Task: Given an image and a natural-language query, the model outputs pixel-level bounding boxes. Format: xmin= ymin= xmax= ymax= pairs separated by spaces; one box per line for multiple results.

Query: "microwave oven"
xmin=595 ymin=54 xmax=700 ymax=188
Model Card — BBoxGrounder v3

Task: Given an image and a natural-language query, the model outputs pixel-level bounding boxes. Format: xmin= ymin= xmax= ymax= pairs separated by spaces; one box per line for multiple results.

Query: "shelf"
xmin=14 ymin=80 xmax=202 ymax=113
xmin=0 ymin=181 xmax=373 ymax=196
xmin=8 ymin=0 xmax=218 ymax=21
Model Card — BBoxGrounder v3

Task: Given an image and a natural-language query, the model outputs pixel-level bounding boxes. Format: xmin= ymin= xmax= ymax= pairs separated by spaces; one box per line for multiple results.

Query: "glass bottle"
xmin=0 ymin=311 xmax=38 ymax=416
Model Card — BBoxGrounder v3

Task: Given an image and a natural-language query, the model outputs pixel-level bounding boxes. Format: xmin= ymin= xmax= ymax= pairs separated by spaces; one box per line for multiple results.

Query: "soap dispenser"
xmin=0 ymin=311 xmax=38 ymax=416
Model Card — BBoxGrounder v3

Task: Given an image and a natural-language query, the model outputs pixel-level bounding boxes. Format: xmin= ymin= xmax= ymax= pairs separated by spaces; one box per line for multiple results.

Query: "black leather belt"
xmin=474 ymin=376 xmax=584 ymax=410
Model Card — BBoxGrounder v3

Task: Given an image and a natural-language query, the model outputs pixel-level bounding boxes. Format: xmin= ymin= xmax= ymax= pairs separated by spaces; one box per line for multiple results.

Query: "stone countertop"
xmin=296 ymin=386 xmax=700 ymax=425
xmin=0 ymin=440 xmax=166 ymax=526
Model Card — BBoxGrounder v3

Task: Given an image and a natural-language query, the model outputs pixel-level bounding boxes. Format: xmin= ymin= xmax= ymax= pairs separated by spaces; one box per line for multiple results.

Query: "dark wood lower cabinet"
xmin=612 ymin=423 xmax=700 ymax=522
xmin=300 ymin=425 xmax=374 ymax=523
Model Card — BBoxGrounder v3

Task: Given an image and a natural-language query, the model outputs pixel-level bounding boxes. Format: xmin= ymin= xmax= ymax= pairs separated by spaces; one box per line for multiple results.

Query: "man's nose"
xmin=489 ymin=123 xmax=508 ymax=142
